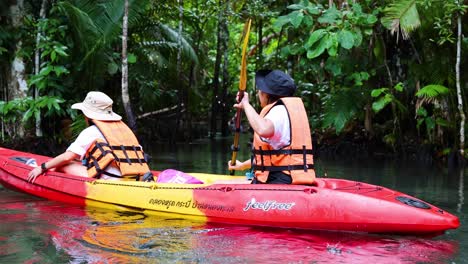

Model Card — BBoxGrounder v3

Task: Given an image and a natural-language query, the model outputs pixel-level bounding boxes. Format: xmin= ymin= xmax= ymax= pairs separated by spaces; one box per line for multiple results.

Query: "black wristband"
xmin=41 ymin=162 xmax=47 ymax=172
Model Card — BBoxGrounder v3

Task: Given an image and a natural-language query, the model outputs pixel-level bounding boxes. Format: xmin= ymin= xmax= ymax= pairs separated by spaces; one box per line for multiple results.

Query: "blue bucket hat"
xmin=255 ymin=70 xmax=296 ymax=96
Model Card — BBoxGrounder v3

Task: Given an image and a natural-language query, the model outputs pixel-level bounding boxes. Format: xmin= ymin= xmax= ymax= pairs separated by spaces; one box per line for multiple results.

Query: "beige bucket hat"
xmin=71 ymin=91 xmax=122 ymax=121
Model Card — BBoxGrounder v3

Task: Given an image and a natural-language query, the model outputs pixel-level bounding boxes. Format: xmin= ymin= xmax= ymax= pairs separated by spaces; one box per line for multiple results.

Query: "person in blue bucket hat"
xmin=229 ymin=70 xmax=316 ymax=185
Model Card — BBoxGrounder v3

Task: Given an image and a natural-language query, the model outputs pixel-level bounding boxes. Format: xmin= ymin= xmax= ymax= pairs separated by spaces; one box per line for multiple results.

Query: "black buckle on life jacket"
xmin=252 ymin=164 xmax=315 ymax=172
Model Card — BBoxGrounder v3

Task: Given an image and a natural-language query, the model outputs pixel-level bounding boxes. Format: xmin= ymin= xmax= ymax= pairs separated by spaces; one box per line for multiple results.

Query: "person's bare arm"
xmin=27 ymin=151 xmax=80 ymax=183
xmin=228 ymin=159 xmax=251 ymax=171
xmin=234 ymin=92 xmax=274 ymax=138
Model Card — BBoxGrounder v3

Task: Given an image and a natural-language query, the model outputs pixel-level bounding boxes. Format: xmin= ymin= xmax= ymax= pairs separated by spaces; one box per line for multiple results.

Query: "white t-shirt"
xmin=262 ymin=105 xmax=291 ymax=150
xmin=66 ymin=125 xmax=122 ymax=179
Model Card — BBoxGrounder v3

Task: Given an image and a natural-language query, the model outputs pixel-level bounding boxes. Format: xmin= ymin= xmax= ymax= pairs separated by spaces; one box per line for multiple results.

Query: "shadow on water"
xmin=0 ymin=138 xmax=467 ymax=263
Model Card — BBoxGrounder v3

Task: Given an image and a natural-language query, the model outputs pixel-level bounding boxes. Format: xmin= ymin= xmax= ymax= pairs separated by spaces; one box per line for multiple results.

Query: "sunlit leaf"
xmin=371 ymin=88 xmax=387 ymax=97
xmin=394 ymin=82 xmax=404 ymax=92
xmin=128 ymin=53 xmax=137 ymax=64
xmin=416 ymin=84 xmax=449 ymax=98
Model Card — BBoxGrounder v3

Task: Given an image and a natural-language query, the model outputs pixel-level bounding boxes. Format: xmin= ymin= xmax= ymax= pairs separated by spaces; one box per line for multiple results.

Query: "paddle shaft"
xmin=229 ymin=91 xmax=244 ymax=174
xmin=229 ymin=19 xmax=251 ymax=175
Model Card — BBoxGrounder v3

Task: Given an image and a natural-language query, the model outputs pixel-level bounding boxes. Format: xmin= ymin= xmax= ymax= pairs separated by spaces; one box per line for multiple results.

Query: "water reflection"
xmin=0 ymin=138 xmax=467 ymax=263
xmin=458 ymin=168 xmax=465 ymax=214
xmin=0 ymin=191 xmax=461 ymax=263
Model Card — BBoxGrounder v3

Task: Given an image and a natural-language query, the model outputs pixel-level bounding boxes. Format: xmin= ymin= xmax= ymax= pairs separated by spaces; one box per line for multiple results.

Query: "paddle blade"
xmin=239 ymin=19 xmax=251 ymax=92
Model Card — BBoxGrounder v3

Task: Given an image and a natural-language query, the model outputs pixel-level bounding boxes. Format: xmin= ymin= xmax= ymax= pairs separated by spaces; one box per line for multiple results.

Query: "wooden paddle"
xmin=230 ymin=19 xmax=252 ymax=175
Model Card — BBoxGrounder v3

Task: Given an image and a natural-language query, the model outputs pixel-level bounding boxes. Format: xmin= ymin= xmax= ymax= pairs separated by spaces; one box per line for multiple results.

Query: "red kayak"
xmin=0 ymin=147 xmax=460 ymax=234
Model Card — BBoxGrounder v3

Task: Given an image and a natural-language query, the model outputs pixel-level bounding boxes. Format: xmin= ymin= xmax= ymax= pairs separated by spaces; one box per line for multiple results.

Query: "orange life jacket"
xmin=252 ymin=97 xmax=316 ymax=184
xmin=84 ymin=120 xmax=150 ymax=180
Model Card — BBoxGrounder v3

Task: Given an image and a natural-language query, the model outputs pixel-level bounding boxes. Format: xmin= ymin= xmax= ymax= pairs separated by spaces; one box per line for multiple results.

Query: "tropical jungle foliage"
xmin=0 ymin=0 xmax=467 ymax=163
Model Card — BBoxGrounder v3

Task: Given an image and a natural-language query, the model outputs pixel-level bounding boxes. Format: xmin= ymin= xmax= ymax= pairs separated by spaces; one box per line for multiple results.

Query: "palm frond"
xmin=159 ymin=23 xmax=199 ymax=64
xmin=138 ymin=22 xmax=198 ymax=65
xmin=57 ymin=0 xmax=148 ymax=65
xmin=381 ymin=0 xmax=421 ymax=40
xmin=416 ymin=84 xmax=450 ymax=98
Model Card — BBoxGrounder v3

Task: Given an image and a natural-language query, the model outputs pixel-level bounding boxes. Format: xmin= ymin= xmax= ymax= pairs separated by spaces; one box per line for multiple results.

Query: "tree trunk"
xmin=175 ymin=0 xmax=186 ymax=141
xmin=220 ymin=10 xmax=230 ymax=137
xmin=210 ymin=0 xmax=224 ymax=138
xmin=257 ymin=18 xmax=263 ymax=69
xmin=8 ymin=0 xmax=28 ymax=138
xmin=121 ymin=0 xmax=136 ymax=130
xmin=33 ymin=0 xmax=48 ymax=137
xmin=455 ymin=14 xmax=465 ymax=157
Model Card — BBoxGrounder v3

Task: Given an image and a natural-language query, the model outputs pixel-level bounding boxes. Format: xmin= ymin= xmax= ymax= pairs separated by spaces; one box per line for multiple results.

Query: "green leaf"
xmin=28 ymin=75 xmax=45 ymax=87
xmin=307 ymin=35 xmax=328 ymax=59
xmin=288 ymin=4 xmax=305 ymax=10
xmin=51 ymin=51 xmax=57 ymax=62
xmin=353 ymin=28 xmax=363 ymax=46
xmin=303 ymin=15 xmax=314 ymax=27
xmin=371 ymin=88 xmax=387 ymax=97
xmin=40 ymin=65 xmax=53 ymax=76
xmin=394 ymin=82 xmax=404 ymax=92
xmin=53 ymin=66 xmax=69 ymax=77
xmin=54 ymin=46 xmax=68 ymax=57
xmin=291 ymin=11 xmax=304 ymax=28
xmin=366 ymin=14 xmax=378 ymax=24
xmin=273 ymin=15 xmax=291 ymax=31
xmin=327 ymin=33 xmax=338 ymax=56
xmin=317 ymin=6 xmax=340 ymax=24
xmin=306 ymin=5 xmax=321 ymax=15
xmin=305 ymin=29 xmax=326 ymax=49
xmin=128 ymin=53 xmax=137 ymax=64
xmin=23 ymin=108 xmax=33 ymax=122
xmin=372 ymin=95 xmax=392 ymax=113
xmin=416 ymin=106 xmax=427 ymax=117
xmin=338 ymin=30 xmax=355 ymax=50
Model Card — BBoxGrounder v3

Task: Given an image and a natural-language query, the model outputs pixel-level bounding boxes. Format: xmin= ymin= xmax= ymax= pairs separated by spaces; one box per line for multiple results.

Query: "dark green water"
xmin=0 ymin=137 xmax=467 ymax=263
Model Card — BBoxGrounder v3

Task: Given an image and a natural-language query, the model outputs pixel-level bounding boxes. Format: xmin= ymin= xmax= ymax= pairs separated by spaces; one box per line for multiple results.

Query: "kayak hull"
xmin=0 ymin=147 xmax=459 ymax=234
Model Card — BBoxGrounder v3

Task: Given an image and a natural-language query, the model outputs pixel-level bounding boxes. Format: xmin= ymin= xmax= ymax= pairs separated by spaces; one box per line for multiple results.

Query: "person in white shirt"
xmin=28 ymin=91 xmax=124 ymax=182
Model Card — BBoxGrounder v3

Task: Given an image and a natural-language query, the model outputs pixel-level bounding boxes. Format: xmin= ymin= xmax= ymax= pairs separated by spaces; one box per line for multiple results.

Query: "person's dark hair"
xmin=266 ymin=94 xmax=282 ymax=105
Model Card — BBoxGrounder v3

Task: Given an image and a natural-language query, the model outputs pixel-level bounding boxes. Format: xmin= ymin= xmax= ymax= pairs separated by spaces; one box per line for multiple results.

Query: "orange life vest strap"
xmin=87 ymin=142 xmax=146 ymax=165
xmin=83 ymin=141 xmax=139 ymax=180
xmin=252 ymin=145 xmax=314 ymax=172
